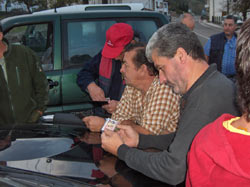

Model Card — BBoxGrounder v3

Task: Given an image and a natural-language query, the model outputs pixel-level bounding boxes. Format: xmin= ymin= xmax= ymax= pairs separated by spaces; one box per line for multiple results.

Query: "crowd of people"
xmin=98 ymin=15 xmax=249 ymax=185
xmin=101 ymin=22 xmax=239 ymax=185
xmin=1 ymin=11 xmax=250 ymax=186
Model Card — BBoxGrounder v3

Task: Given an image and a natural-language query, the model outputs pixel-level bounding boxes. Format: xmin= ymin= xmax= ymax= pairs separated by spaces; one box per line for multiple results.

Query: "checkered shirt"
xmin=112 ymin=77 xmax=180 ymax=135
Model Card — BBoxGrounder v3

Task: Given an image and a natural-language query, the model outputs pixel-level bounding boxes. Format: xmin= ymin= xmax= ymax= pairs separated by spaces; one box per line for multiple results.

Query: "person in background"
xmin=83 ymin=43 xmax=180 ymax=135
xmin=77 ymin=23 xmax=135 ymax=117
xmin=186 ymin=18 xmax=250 ymax=187
xmin=0 ymin=25 xmax=49 ymax=125
xmin=204 ymin=15 xmax=237 ymax=81
xmin=101 ymin=23 xmax=239 ymax=185
xmin=180 ymin=13 xmax=195 ymax=31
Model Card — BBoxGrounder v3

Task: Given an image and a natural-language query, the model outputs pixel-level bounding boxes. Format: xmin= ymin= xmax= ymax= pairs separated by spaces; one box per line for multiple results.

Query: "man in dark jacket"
xmin=0 ymin=25 xmax=49 ymax=125
xmin=77 ymin=23 xmax=134 ymax=117
xmin=101 ymin=23 xmax=239 ymax=185
xmin=204 ymin=15 xmax=237 ymax=80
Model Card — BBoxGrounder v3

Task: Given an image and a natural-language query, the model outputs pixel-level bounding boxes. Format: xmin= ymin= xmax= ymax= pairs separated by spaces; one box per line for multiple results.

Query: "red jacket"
xmin=186 ymin=114 xmax=250 ymax=187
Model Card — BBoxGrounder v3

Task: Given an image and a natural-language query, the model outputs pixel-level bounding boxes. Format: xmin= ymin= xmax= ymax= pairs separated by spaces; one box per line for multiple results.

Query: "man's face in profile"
xmin=152 ymin=50 xmax=187 ymax=95
xmin=120 ymin=50 xmax=142 ymax=88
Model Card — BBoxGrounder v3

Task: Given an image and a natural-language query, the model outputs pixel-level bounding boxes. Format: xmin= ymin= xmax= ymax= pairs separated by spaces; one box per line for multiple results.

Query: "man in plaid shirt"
xmin=83 ymin=43 xmax=180 ymax=135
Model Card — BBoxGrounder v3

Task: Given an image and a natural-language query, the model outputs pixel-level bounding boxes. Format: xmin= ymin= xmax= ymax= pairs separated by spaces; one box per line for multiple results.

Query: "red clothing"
xmin=186 ymin=114 xmax=250 ymax=187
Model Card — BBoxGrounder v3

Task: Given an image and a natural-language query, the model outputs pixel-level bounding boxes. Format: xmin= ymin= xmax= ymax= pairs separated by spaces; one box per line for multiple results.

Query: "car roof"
xmin=33 ymin=3 xmax=144 ymax=14
xmin=1 ymin=10 xmax=167 ymax=32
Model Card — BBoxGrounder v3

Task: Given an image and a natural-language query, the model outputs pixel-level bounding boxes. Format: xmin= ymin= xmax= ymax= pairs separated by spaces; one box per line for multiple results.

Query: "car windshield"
xmin=0 ymin=115 xmax=171 ymax=186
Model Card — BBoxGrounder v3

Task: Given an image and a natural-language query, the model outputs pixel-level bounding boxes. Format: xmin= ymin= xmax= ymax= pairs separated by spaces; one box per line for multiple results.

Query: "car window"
xmin=5 ymin=23 xmax=54 ymax=71
xmin=63 ymin=19 xmax=158 ymax=69
xmin=64 ymin=20 xmax=115 ymax=68
xmin=126 ymin=20 xmax=158 ymax=42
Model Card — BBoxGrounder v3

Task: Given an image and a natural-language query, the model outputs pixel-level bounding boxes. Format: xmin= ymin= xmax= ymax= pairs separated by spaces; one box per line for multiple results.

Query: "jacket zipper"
xmin=16 ymin=66 xmax=20 ymax=86
xmin=7 ymin=82 xmax=16 ymax=123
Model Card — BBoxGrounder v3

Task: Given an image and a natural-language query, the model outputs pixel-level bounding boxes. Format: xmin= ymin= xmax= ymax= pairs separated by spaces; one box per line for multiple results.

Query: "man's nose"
xmin=120 ymin=64 xmax=125 ymax=73
xmin=159 ymin=71 xmax=167 ymax=84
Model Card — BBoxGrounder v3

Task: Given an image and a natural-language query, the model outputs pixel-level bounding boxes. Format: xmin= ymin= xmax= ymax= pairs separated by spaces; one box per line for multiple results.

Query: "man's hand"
xmin=28 ymin=110 xmax=42 ymax=123
xmin=82 ymin=116 xmax=105 ymax=132
xmin=87 ymin=82 xmax=106 ymax=101
xmin=117 ymin=125 xmax=139 ymax=148
xmin=37 ymin=110 xmax=43 ymax=116
xmin=120 ymin=120 xmax=153 ymax=135
xmin=102 ymin=100 xmax=119 ymax=114
xmin=101 ymin=129 xmax=123 ymax=156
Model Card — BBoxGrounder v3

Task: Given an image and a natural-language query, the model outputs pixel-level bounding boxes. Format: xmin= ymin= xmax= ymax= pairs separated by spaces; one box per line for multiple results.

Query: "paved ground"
xmin=201 ymin=19 xmax=223 ymax=29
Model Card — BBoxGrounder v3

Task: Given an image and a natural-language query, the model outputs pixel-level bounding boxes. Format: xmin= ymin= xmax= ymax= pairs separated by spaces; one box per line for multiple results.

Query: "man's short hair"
xmin=225 ymin=15 xmax=237 ymax=24
xmin=124 ymin=42 xmax=158 ymax=76
xmin=0 ymin=25 xmax=3 ymax=33
xmin=146 ymin=23 xmax=206 ymax=63
xmin=235 ymin=18 xmax=250 ymax=121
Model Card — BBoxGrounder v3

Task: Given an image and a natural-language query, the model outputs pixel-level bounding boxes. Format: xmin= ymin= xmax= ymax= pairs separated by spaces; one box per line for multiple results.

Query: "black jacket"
xmin=208 ymin=32 xmax=237 ymax=72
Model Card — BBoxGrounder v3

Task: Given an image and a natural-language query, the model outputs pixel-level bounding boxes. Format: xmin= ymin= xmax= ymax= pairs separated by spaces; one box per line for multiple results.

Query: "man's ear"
xmin=130 ymin=39 xmax=136 ymax=44
xmin=0 ymin=32 xmax=3 ymax=41
xmin=139 ymin=64 xmax=149 ymax=76
xmin=176 ymin=47 xmax=188 ymax=64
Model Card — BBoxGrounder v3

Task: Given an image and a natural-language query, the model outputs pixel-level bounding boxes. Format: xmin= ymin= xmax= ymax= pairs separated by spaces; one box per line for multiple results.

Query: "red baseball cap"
xmin=102 ymin=23 xmax=134 ymax=58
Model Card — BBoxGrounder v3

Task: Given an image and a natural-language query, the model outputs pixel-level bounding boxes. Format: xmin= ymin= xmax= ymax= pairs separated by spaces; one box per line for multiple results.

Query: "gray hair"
xmin=179 ymin=13 xmax=194 ymax=22
xmin=146 ymin=23 xmax=205 ymax=63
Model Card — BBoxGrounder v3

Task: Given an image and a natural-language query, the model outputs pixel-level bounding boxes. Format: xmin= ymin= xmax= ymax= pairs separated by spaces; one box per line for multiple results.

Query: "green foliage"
xmin=189 ymin=0 xmax=206 ymax=15
xmin=168 ymin=0 xmax=189 ymax=14
xmin=11 ymin=0 xmax=40 ymax=13
xmin=168 ymin=0 xmax=206 ymax=15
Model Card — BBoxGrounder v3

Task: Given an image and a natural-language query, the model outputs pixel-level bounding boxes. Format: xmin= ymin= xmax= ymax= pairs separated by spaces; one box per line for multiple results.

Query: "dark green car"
xmin=1 ymin=9 xmax=168 ymax=114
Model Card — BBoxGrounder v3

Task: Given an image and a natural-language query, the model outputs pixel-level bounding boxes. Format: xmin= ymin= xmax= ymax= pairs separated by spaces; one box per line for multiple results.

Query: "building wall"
xmin=208 ymin=0 xmax=238 ymax=22
xmin=209 ymin=0 xmax=223 ymax=21
xmin=89 ymin=0 xmax=153 ymax=10
xmin=118 ymin=0 xmax=152 ymax=9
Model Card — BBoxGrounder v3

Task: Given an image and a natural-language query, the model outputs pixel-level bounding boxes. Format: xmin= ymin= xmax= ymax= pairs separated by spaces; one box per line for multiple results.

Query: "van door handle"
xmin=48 ymin=79 xmax=59 ymax=89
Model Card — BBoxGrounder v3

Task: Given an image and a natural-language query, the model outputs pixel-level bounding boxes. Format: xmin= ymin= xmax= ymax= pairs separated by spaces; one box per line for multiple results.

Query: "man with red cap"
xmin=77 ymin=23 xmax=134 ymax=117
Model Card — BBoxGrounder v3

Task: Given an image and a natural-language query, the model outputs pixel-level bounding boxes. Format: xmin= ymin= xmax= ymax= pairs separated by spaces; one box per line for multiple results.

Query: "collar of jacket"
xmin=222 ymin=32 xmax=238 ymax=41
xmin=182 ymin=64 xmax=217 ymax=103
xmin=2 ymin=38 xmax=12 ymax=58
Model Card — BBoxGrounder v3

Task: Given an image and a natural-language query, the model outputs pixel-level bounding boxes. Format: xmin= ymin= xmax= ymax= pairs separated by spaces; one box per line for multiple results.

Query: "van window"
xmin=85 ymin=5 xmax=131 ymax=11
xmin=63 ymin=19 xmax=159 ymax=69
xmin=5 ymin=23 xmax=54 ymax=71
xmin=126 ymin=20 xmax=158 ymax=42
xmin=64 ymin=20 xmax=115 ymax=68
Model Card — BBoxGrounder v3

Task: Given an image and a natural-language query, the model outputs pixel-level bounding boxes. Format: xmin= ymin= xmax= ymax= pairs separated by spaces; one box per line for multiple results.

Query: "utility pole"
xmin=212 ymin=0 xmax=215 ymax=22
xmin=227 ymin=0 xmax=229 ymax=14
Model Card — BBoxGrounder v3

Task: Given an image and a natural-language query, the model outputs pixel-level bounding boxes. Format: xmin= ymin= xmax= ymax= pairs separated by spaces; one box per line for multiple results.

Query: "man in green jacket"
xmin=0 ymin=25 xmax=49 ymax=125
